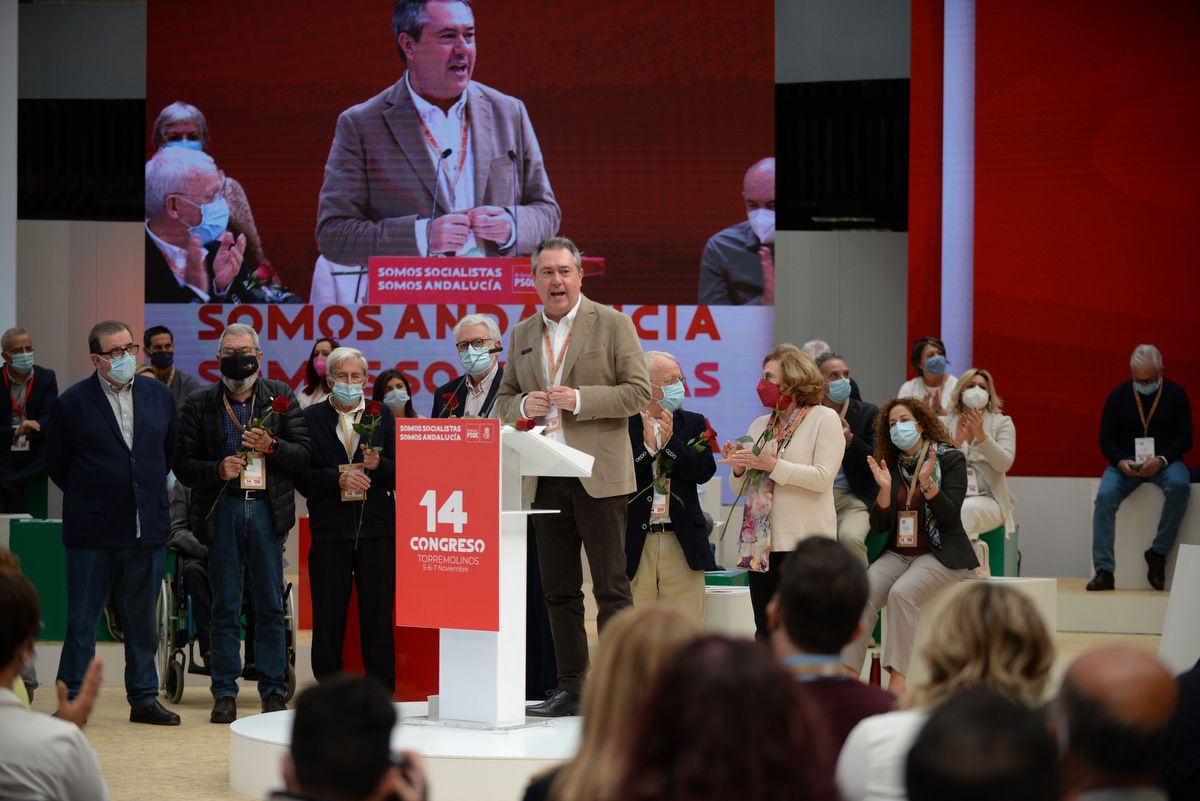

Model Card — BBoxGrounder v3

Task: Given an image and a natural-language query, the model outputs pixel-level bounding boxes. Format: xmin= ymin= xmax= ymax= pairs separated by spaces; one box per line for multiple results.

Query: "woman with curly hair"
xmin=842 ymin=397 xmax=977 ymax=695
xmin=837 ymin=582 xmax=1055 ymax=801
xmin=719 ymin=344 xmax=846 ymax=639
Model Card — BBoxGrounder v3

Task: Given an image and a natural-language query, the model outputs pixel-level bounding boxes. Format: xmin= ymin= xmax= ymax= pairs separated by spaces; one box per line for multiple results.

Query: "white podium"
xmin=437 ymin=429 xmax=593 ymax=728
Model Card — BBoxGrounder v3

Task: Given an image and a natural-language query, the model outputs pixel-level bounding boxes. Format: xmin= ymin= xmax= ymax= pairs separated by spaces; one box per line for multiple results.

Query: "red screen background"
xmin=147 ymin=0 xmax=774 ymax=305
xmin=912 ymin=0 xmax=1200 ymax=477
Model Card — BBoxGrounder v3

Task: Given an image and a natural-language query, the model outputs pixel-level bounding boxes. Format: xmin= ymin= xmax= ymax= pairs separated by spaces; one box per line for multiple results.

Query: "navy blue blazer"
xmin=625 ymin=408 xmax=718 ymax=577
xmin=45 ymin=373 xmax=177 ymax=548
xmin=1 ymin=365 xmax=59 ymax=487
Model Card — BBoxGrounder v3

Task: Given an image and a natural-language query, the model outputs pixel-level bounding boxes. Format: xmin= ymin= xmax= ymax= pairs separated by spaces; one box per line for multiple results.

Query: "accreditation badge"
xmin=651 ymin=479 xmax=670 ymax=517
xmin=1134 ymin=437 xmax=1156 ymax=465
xmin=339 ymin=463 xmax=365 ymax=501
xmin=966 ymin=467 xmax=980 ymax=496
xmin=240 ymin=453 xmax=267 ymax=489
xmin=897 ymin=510 xmax=918 ymax=548
xmin=10 ymin=435 xmax=29 ymax=452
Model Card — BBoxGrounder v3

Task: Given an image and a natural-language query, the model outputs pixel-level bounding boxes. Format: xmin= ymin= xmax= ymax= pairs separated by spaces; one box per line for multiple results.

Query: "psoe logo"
xmin=511 ymin=267 xmax=538 ymax=294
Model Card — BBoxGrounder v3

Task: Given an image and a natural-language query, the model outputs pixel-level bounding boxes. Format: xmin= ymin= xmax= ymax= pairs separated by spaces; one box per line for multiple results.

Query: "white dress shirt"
xmin=527 ymin=297 xmax=583 ymax=444
xmin=0 ymin=686 xmax=113 ymax=801
xmin=98 ymin=373 xmax=140 ymax=538
xmin=464 ymin=361 xmax=500 ymax=418
xmin=329 ymin=395 xmax=365 ymax=458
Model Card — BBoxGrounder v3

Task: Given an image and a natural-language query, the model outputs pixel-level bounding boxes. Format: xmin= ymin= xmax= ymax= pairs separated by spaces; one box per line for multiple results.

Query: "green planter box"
xmin=704 ymin=569 xmax=749 ymax=587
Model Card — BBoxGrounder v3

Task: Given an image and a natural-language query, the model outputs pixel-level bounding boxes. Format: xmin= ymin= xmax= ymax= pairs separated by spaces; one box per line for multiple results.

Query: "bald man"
xmin=1055 ymin=646 xmax=1178 ymax=800
xmin=697 ymin=157 xmax=775 ymax=305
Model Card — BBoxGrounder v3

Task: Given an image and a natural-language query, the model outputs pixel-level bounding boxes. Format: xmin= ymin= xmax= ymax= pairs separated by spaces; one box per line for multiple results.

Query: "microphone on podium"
xmin=430 ymin=147 xmax=454 ymax=256
xmin=507 ymin=149 xmax=519 ymax=256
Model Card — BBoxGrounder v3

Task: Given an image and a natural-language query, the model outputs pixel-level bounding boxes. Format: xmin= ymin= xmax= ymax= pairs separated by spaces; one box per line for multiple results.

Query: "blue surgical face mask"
xmin=10 ymin=352 xmax=35 ymax=372
xmin=657 ymin=382 xmax=685 ymax=413
xmin=179 ymin=196 xmax=230 ymax=245
xmin=331 ymin=381 xmax=364 ymax=406
xmin=923 ymin=354 xmax=948 ymax=376
xmin=827 ymin=378 xmax=851 ymax=404
xmin=1135 ymin=379 xmax=1160 ymax=396
xmin=106 ymin=353 xmax=136 ymax=385
xmin=459 ymin=345 xmax=493 ymax=377
xmin=889 ymin=421 xmax=921 ymax=451
xmin=383 ymin=387 xmax=410 ymax=411
xmin=164 ymin=139 xmax=204 ymax=152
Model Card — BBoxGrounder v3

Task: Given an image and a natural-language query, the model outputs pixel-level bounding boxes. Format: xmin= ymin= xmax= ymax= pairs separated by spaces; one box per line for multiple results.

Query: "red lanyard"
xmin=1133 ymin=383 xmax=1162 ymax=437
xmin=543 ymin=322 xmax=574 ymax=383
xmin=417 ymin=110 xmax=469 ymax=206
xmin=3 ymin=366 xmax=34 ymax=420
xmin=222 ymin=393 xmax=256 ymax=433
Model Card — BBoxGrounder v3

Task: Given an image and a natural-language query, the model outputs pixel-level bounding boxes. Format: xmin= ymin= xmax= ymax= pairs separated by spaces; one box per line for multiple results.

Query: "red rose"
xmin=254 ymin=263 xmax=272 ymax=281
xmin=271 ymin=395 xmax=291 ymax=414
xmin=365 ymin=400 xmax=383 ymax=417
xmin=703 ymin=420 xmax=719 ymax=451
xmin=443 ymin=392 xmax=460 ymax=411
xmin=516 ymin=417 xmax=535 ymax=432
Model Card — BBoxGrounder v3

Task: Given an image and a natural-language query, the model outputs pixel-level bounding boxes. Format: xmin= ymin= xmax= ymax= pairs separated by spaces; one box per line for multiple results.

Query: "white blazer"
xmin=730 ymin=404 xmax=846 ymax=552
xmin=941 ymin=409 xmax=1017 ymax=534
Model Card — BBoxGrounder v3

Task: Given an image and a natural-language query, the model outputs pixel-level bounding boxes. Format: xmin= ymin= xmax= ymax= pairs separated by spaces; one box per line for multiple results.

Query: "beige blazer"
xmin=495 ymin=295 xmax=651 ymax=499
xmin=730 ymin=404 xmax=846 ymax=552
xmin=941 ymin=410 xmax=1017 ymax=534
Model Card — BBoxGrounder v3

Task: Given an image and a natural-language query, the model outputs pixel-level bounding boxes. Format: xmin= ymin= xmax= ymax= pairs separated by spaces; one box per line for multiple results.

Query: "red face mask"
xmin=757 ymin=378 xmax=783 ymax=409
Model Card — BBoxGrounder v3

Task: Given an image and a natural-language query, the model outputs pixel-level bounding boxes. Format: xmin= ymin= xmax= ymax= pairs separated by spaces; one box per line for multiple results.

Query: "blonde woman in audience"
xmin=836 ymin=582 xmax=1055 ymax=801
xmin=941 ymin=368 xmax=1017 ymax=575
xmin=520 ymin=605 xmax=700 ymax=801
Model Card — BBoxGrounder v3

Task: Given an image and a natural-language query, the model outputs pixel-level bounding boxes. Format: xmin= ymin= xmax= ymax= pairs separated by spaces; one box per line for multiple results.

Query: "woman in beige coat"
xmin=721 ymin=344 xmax=845 ymax=638
xmin=941 ymin=368 xmax=1016 ymax=575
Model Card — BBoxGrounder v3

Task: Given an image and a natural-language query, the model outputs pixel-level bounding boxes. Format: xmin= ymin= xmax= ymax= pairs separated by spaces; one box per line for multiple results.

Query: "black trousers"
xmin=531 ymin=478 xmax=633 ymax=695
xmin=747 ymin=550 xmax=791 ymax=641
xmin=308 ymin=536 xmax=396 ymax=692
xmin=525 ymin=518 xmax=557 ymax=700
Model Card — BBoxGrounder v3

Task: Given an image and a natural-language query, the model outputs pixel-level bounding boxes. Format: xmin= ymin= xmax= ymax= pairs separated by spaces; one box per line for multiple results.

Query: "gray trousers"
xmin=842 ymin=550 xmax=968 ymax=676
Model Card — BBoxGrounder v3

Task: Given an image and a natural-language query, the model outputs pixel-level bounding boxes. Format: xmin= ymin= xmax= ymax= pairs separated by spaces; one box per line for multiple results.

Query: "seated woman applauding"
xmin=842 ymin=398 xmax=977 ymax=695
xmin=941 ymin=368 xmax=1016 ymax=576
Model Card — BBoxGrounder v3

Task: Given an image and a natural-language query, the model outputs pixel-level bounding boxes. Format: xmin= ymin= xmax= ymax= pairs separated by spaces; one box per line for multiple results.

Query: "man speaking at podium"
xmin=496 ymin=236 xmax=651 ymax=717
xmin=316 ymin=0 xmax=560 ymax=264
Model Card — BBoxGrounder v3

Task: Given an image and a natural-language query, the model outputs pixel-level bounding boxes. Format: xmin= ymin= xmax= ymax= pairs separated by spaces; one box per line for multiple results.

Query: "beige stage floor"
xmin=28 ymin=629 xmax=1163 ymax=801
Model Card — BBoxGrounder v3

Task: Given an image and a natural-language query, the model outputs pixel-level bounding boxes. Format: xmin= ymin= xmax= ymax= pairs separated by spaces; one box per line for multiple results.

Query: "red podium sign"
xmin=394 ymin=418 xmax=501 ymax=632
xmin=368 ymin=256 xmax=607 ymax=304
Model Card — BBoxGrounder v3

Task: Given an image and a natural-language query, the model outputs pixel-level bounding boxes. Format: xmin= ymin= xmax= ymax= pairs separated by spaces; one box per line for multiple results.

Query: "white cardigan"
xmin=898 ymin=375 xmax=958 ymax=414
xmin=941 ymin=409 xmax=1018 ymax=534
xmin=729 ymin=404 xmax=845 ymax=552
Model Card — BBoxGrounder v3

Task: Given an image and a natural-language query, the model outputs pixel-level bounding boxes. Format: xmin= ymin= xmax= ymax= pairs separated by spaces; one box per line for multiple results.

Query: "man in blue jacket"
xmin=625 ymin=350 xmax=717 ymax=624
xmin=45 ymin=320 xmax=180 ymax=725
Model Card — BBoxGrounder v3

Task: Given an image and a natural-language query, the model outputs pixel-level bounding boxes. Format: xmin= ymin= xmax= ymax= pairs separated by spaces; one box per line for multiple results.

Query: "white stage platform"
xmin=229 ymin=702 xmax=581 ymax=801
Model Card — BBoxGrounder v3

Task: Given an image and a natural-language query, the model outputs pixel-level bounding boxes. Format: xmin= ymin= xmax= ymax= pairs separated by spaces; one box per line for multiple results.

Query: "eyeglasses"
xmin=95 ymin=344 xmax=139 ymax=360
xmin=218 ymin=346 xmax=258 ymax=358
xmin=655 ymin=377 xmax=685 ymax=388
xmin=455 ymin=339 xmax=493 ymax=353
xmin=174 ymin=171 xmax=227 ymax=207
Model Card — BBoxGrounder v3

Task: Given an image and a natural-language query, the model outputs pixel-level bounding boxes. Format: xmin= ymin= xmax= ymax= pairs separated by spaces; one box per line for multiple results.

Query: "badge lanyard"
xmin=222 ymin=393 xmax=256 ymax=434
xmin=3 ymin=366 xmax=33 ymax=420
xmin=418 ymin=111 xmax=470 ymax=208
xmin=1133 ymin=383 xmax=1162 ymax=437
xmin=904 ymin=442 xmax=930 ymax=511
xmin=839 ymin=398 xmax=850 ymax=420
xmin=542 ymin=322 xmax=574 ymax=385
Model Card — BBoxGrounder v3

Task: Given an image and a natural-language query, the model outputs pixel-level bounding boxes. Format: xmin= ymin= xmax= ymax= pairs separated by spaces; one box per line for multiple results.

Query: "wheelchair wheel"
xmin=284 ymin=663 xmax=297 ymax=703
xmin=157 ymin=579 xmax=171 ymax=695
xmin=165 ymin=653 xmax=186 ymax=704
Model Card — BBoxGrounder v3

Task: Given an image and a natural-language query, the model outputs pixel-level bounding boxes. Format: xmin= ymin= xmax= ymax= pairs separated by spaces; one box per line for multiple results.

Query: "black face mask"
xmin=219 ymin=353 xmax=260 ymax=380
xmin=149 ymin=350 xmax=174 ymax=370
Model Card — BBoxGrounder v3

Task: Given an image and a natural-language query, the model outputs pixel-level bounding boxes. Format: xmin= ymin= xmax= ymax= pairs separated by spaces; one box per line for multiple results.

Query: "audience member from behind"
xmin=274 ymin=675 xmax=426 ymax=801
xmin=1055 ymin=646 xmax=1178 ymax=801
xmin=613 ymin=635 xmax=836 ymax=801
xmin=906 ymin=690 xmax=1059 ymax=801
xmin=768 ymin=537 xmax=894 ymax=748
xmin=373 ymin=369 xmax=419 ymax=418
xmin=522 ymin=605 xmax=700 ymax=801
xmin=898 ymin=337 xmax=957 ymax=414
xmin=843 ymin=397 xmax=978 ymax=695
xmin=0 ymin=564 xmax=112 ymax=800
xmin=942 ymin=367 xmax=1017 ymax=575
xmin=720 ymin=344 xmax=845 ymax=639
xmin=837 ymin=582 xmax=1055 ymax=801
xmin=1088 ymin=344 xmax=1192 ymax=592
xmin=1161 ymin=657 xmax=1200 ymax=801
xmin=816 ymin=351 xmax=880 ymax=565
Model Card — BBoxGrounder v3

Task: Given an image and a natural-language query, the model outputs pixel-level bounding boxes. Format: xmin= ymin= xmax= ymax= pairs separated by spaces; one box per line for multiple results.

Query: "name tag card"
xmin=966 ymin=467 xmax=980 ymax=496
xmin=11 ymin=435 xmax=29 ymax=452
xmin=897 ymin=510 xmax=918 ymax=548
xmin=651 ymin=479 xmax=670 ymax=517
xmin=240 ymin=453 xmax=267 ymax=489
xmin=1134 ymin=437 xmax=1156 ymax=465
xmin=340 ymin=463 xmax=365 ymax=501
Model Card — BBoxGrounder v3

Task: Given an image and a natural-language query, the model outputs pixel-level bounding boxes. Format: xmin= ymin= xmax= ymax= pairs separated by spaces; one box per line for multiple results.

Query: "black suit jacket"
xmin=625 ymin=408 xmax=718 ymax=577
xmin=869 ymin=448 xmax=977 ymax=570
xmin=1 ymin=365 xmax=59 ymax=490
xmin=174 ymin=378 xmax=311 ymax=542
xmin=144 ymin=231 xmax=261 ymax=304
xmin=45 ymin=374 xmax=177 ymax=548
xmin=295 ymin=400 xmax=396 ymax=541
xmin=430 ymin=366 xmax=504 ymax=419
xmin=840 ymin=398 xmax=880 ymax=507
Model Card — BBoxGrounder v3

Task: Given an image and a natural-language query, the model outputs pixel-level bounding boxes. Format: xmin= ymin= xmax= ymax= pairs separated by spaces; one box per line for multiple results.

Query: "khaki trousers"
xmin=629 ymin=532 xmax=706 ymax=626
xmin=841 ymin=550 xmax=968 ymax=675
xmin=834 ymin=487 xmax=871 ymax=566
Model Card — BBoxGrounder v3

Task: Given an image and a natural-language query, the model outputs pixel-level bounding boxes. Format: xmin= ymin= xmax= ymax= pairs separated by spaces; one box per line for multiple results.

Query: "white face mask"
xmin=962 ymin=386 xmax=989 ymax=410
xmin=748 ymin=208 xmax=775 ymax=244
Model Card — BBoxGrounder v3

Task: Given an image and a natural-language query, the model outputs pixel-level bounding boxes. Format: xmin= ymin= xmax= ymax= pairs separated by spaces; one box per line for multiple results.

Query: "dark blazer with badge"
xmin=1 ymin=365 xmax=59 ymax=493
xmin=869 ymin=449 xmax=978 ymax=570
xmin=625 ymin=409 xmax=718 ymax=578
xmin=174 ymin=378 xmax=310 ymax=542
xmin=295 ymin=400 xmax=396 ymax=541
xmin=44 ymin=374 xmax=177 ymax=548
xmin=841 ymin=398 xmax=881 ymax=507
xmin=430 ymin=365 xmax=505 ymax=419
